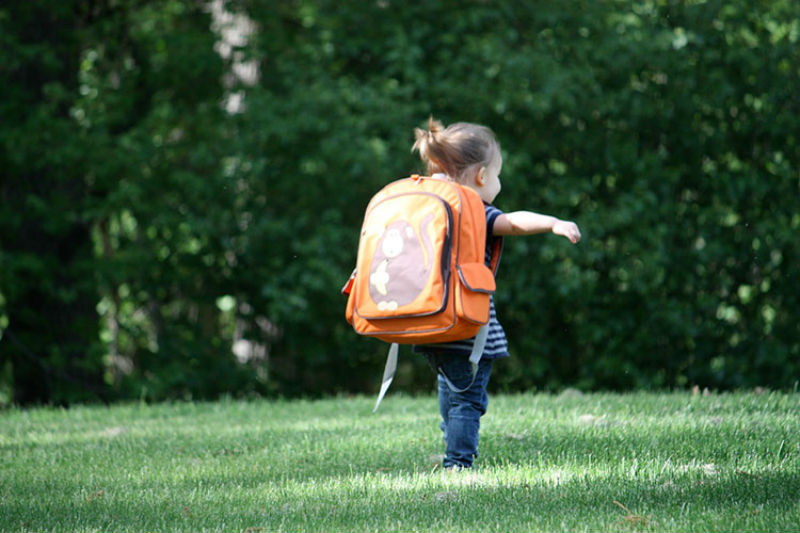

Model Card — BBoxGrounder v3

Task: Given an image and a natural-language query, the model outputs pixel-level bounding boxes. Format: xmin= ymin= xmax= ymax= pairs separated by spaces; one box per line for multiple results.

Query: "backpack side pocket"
xmin=456 ymin=262 xmax=496 ymax=324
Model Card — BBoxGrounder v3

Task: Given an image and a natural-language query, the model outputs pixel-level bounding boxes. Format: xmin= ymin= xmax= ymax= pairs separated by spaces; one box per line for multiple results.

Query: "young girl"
xmin=412 ymin=117 xmax=581 ymax=470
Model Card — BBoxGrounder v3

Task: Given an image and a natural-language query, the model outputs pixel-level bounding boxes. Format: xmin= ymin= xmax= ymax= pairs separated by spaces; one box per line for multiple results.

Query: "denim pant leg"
xmin=433 ymin=354 xmax=493 ymax=468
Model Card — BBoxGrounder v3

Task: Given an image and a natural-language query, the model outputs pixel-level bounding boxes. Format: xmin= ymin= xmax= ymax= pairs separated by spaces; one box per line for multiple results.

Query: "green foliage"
xmin=1 ymin=0 xmax=798 ymax=403
xmin=492 ymin=0 xmax=800 ymax=392
xmin=0 ymin=0 xmax=105 ymax=404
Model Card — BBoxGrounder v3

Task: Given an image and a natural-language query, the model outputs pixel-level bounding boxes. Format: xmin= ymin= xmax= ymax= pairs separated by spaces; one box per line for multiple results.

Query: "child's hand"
xmin=552 ymin=220 xmax=581 ymax=243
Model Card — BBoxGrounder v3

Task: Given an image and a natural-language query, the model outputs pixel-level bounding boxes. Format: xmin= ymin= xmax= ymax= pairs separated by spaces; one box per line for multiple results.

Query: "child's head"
xmin=412 ymin=117 xmax=502 ymax=203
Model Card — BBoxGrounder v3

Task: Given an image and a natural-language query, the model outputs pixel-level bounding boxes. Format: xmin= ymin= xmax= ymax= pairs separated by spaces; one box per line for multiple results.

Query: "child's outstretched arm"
xmin=493 ymin=211 xmax=582 ymax=243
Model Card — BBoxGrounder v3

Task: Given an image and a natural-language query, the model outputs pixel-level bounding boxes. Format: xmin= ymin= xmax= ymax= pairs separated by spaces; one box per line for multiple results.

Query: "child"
xmin=411 ymin=117 xmax=581 ymax=470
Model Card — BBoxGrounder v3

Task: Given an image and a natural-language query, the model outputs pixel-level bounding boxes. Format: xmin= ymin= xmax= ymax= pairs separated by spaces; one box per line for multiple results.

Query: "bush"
xmin=2 ymin=0 xmax=797 ymax=404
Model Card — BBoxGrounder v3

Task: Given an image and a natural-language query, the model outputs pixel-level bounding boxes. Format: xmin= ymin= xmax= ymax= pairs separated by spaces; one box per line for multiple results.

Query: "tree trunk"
xmin=0 ymin=0 xmax=106 ymax=404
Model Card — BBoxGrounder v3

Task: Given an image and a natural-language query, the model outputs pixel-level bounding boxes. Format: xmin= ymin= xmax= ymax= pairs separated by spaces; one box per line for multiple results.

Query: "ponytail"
xmin=411 ymin=116 xmax=500 ymax=184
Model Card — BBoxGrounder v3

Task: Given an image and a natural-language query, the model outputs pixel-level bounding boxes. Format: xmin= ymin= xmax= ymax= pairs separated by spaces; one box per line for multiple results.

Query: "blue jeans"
xmin=426 ymin=353 xmax=493 ymax=469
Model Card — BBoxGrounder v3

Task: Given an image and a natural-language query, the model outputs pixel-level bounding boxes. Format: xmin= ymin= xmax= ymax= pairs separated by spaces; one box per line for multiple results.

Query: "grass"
xmin=1 ymin=390 xmax=798 ymax=532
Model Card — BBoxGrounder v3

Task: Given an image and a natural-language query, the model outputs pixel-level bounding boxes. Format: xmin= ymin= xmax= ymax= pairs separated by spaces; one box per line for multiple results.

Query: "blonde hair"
xmin=412 ymin=117 xmax=501 ymax=184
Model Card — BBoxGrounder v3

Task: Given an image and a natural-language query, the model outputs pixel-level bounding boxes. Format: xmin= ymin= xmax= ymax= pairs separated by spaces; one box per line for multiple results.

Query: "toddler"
xmin=411 ymin=117 xmax=581 ymax=469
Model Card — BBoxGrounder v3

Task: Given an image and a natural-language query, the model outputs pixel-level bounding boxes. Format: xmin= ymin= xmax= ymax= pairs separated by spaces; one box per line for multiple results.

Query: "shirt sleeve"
xmin=484 ymin=204 xmax=504 ymax=240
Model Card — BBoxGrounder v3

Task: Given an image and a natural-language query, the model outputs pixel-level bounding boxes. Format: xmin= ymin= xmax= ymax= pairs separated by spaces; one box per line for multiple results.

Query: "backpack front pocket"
xmin=354 ymin=192 xmax=452 ymax=320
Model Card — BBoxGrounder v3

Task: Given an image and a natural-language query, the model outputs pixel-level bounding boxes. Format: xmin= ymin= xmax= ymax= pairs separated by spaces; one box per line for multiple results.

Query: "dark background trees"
xmin=1 ymin=0 xmax=798 ymax=405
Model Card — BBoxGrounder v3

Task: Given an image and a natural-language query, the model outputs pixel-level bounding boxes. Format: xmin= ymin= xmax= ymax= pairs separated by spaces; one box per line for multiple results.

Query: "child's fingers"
xmin=554 ymin=221 xmax=581 ymax=243
xmin=561 ymin=225 xmax=581 ymax=243
xmin=569 ymin=224 xmax=581 ymax=243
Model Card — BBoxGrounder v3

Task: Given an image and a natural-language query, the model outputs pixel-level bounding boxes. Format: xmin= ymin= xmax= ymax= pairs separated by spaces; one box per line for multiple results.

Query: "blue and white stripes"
xmin=422 ymin=295 xmax=509 ymax=359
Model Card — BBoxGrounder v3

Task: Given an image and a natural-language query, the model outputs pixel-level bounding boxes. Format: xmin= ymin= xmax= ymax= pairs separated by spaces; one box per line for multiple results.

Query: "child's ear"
xmin=475 ymin=167 xmax=486 ymax=187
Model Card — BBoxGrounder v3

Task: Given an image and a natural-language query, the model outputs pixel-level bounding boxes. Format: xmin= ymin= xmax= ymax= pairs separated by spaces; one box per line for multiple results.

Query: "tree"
xmin=0 ymin=1 xmax=106 ymax=403
xmin=2 ymin=0 xmax=798 ymax=404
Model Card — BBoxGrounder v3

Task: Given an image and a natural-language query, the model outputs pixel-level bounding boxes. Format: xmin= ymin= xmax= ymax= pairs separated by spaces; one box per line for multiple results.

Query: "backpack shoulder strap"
xmin=488 ymin=236 xmax=504 ymax=274
xmin=372 ymin=343 xmax=399 ymax=413
xmin=436 ymin=325 xmax=489 ymax=394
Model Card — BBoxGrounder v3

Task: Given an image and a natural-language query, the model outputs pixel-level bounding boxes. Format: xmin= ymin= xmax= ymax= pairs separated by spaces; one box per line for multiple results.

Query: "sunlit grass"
xmin=1 ymin=391 xmax=798 ymax=532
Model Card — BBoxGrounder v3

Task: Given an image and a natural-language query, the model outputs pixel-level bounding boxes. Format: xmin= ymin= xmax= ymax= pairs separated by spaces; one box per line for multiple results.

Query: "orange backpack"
xmin=343 ymin=175 xmax=501 ymax=410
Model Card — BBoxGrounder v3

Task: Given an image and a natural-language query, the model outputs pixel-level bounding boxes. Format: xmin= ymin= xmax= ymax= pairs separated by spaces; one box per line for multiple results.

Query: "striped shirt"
xmin=414 ymin=203 xmax=510 ymax=359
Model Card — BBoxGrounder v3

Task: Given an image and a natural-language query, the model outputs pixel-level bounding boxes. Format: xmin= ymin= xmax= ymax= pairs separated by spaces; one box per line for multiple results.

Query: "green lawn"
xmin=1 ymin=391 xmax=798 ymax=532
